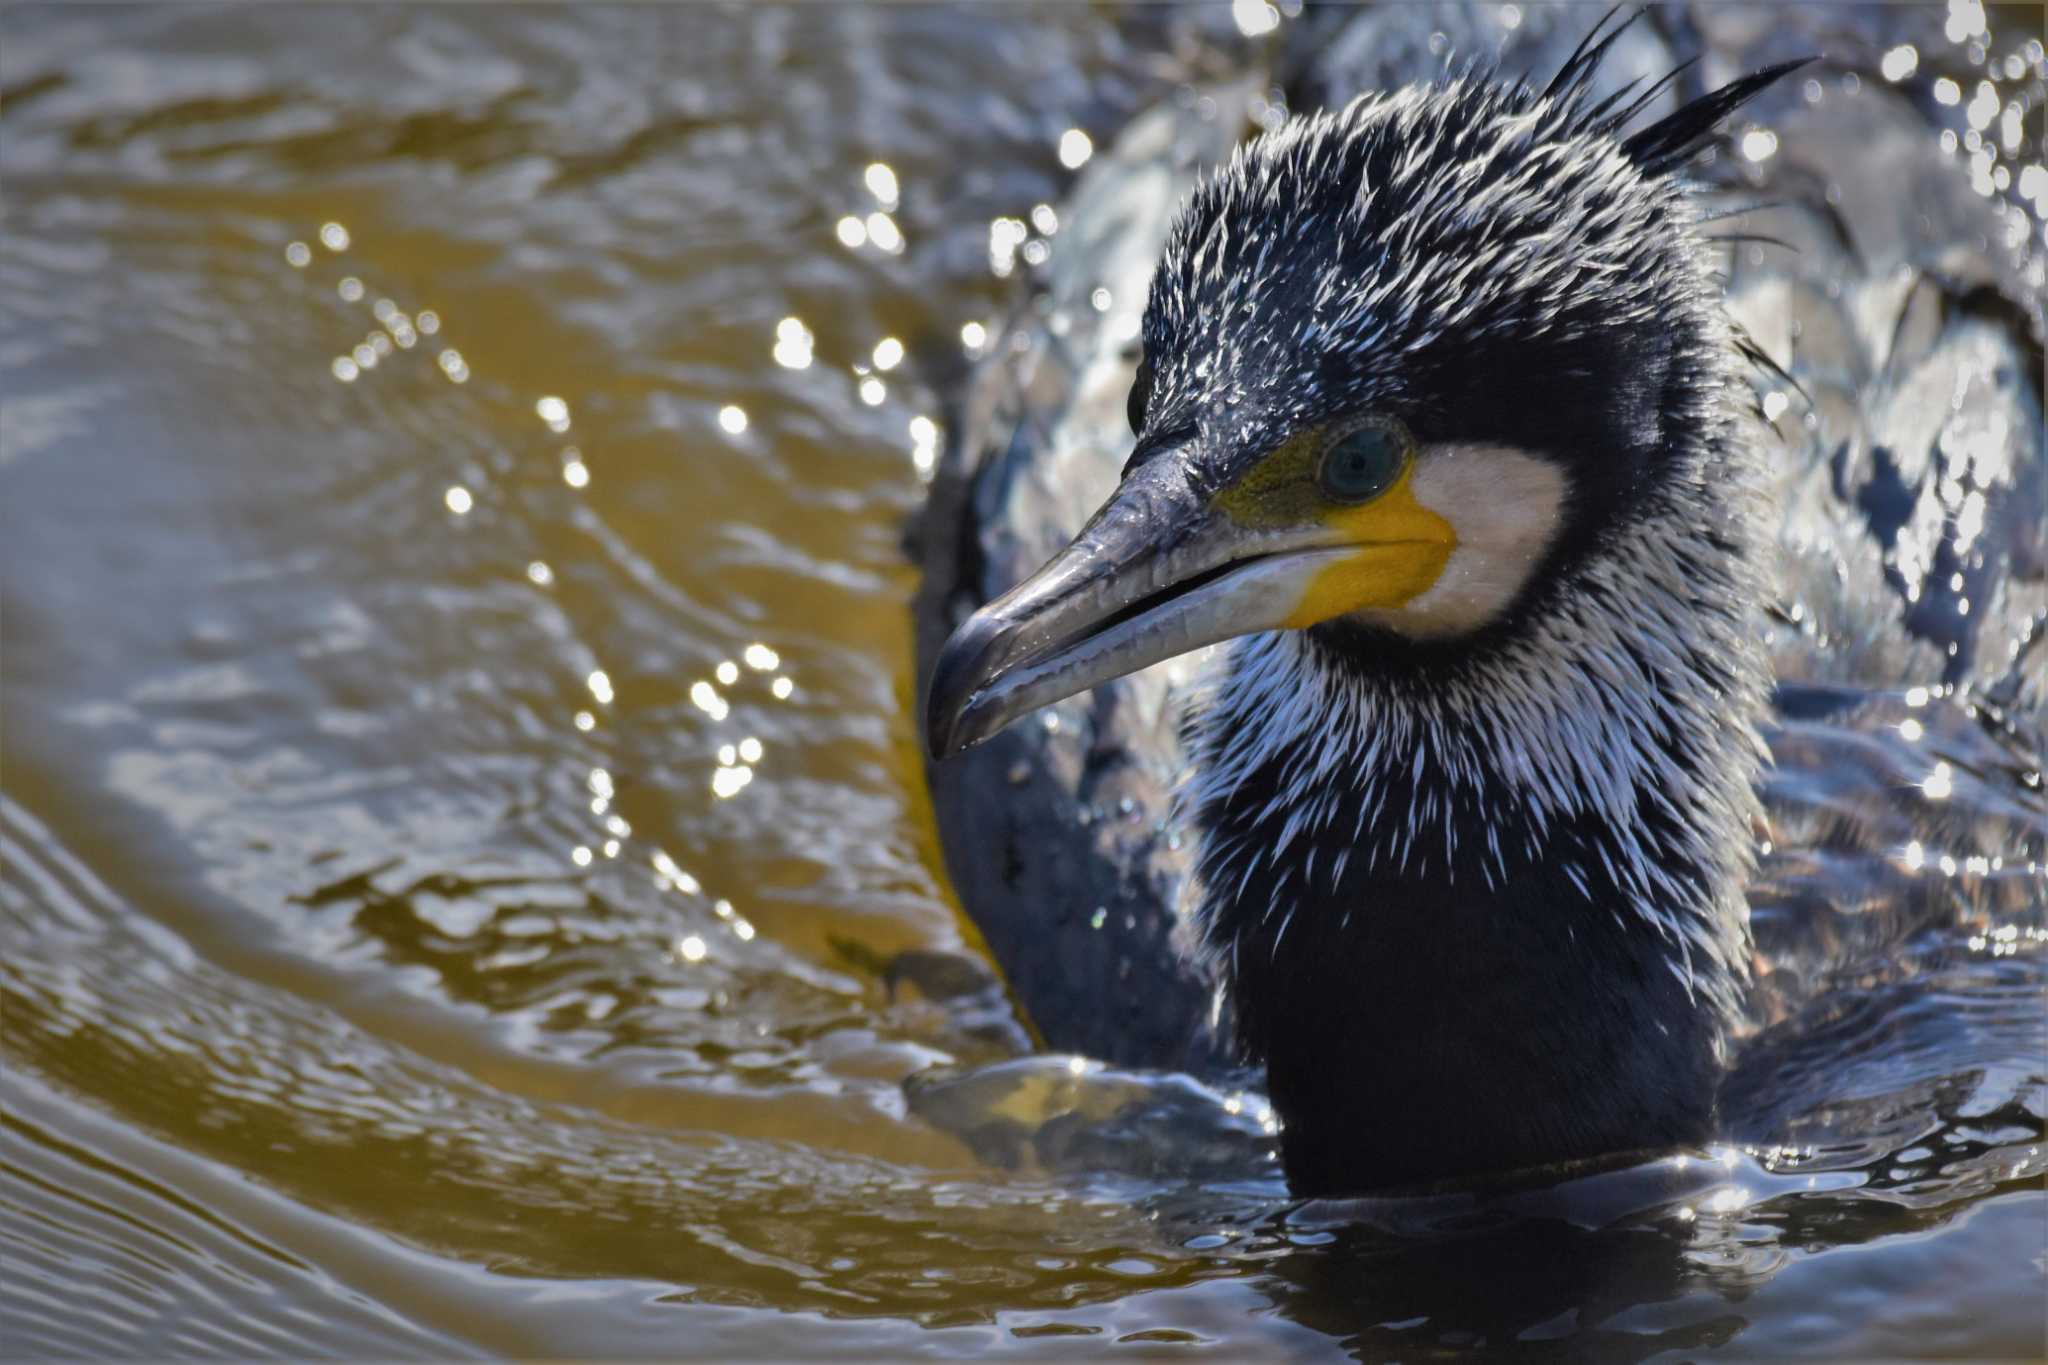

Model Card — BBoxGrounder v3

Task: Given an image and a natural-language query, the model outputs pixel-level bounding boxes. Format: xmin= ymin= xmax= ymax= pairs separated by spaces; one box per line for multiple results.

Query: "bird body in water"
xmin=927 ymin=14 xmax=1804 ymax=1196
xmin=918 ymin=8 xmax=2045 ymax=1198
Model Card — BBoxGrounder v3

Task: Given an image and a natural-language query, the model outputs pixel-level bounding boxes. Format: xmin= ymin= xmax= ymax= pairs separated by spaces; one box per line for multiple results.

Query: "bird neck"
xmin=1183 ymin=541 xmax=1765 ymax=1195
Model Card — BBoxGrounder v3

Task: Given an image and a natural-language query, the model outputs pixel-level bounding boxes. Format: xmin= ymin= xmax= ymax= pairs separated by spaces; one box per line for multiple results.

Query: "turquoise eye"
xmin=1319 ymin=419 xmax=1410 ymax=502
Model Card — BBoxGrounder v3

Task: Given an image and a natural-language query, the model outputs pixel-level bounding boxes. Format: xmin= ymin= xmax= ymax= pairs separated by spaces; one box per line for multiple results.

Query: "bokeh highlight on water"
xmin=1 ymin=3 xmax=2043 ymax=1358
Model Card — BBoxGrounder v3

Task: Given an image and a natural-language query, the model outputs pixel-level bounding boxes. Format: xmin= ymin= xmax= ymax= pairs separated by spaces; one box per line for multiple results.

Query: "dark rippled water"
xmin=2 ymin=4 xmax=2043 ymax=1359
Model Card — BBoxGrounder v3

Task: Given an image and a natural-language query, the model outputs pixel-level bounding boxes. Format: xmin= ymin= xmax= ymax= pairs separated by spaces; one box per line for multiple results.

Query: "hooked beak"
xmin=924 ymin=455 xmax=1378 ymax=759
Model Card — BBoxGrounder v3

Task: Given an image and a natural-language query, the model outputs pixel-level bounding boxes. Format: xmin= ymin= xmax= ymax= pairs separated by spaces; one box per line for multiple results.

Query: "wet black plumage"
xmin=923 ymin=14 xmax=1832 ymax=1195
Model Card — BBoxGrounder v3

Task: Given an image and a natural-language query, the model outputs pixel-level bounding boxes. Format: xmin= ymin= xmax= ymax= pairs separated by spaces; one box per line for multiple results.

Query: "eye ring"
xmin=1318 ymin=416 xmax=1413 ymax=504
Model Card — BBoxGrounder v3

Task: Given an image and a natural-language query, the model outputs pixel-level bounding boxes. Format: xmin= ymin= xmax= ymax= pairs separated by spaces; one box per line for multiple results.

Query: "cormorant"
xmin=925 ymin=14 xmax=1801 ymax=1197
xmin=917 ymin=10 xmax=2046 ymax=1197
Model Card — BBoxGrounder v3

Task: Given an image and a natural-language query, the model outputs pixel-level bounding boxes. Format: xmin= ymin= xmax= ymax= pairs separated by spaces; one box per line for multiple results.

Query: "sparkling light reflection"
xmin=864 ymin=161 xmax=899 ymax=207
xmin=691 ymin=681 xmax=730 ymax=721
xmin=865 ymin=212 xmax=904 ymax=253
xmin=1923 ymin=763 xmax=1953 ymax=800
xmin=1232 ymin=0 xmax=1281 ymax=37
xmin=773 ymin=316 xmax=814 ymax=369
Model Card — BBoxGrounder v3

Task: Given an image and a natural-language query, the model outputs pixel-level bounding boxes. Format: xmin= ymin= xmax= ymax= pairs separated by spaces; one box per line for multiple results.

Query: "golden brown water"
xmin=2 ymin=4 xmax=2044 ymax=1358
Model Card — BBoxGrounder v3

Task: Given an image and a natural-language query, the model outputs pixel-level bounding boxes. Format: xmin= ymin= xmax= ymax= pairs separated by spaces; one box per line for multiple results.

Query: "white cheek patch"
xmin=1358 ymin=443 xmax=1567 ymax=639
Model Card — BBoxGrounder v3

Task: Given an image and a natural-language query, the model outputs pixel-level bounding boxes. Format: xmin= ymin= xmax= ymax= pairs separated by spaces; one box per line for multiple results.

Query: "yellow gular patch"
xmin=1214 ymin=429 xmax=1457 ymax=627
xmin=1284 ymin=473 xmax=1457 ymax=626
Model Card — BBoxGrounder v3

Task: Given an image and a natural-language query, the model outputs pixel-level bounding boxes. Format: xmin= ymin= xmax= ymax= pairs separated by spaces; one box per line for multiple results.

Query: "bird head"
xmin=927 ymin=33 xmax=1804 ymax=760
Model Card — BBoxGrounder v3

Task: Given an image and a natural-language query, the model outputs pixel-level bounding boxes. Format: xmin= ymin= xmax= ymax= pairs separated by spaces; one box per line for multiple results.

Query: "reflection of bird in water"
xmin=915 ymin=9 xmax=2046 ymax=1196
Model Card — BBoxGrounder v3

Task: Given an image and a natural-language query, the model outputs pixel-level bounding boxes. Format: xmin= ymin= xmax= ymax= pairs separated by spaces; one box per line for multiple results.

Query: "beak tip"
xmin=922 ymin=708 xmax=962 ymax=762
xmin=925 ymin=608 xmax=1013 ymax=763
xmin=924 ymin=676 xmax=990 ymax=761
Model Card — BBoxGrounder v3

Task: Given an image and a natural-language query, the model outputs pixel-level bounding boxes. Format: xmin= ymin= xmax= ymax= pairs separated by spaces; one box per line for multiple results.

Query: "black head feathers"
xmin=1548 ymin=7 xmax=1816 ymax=176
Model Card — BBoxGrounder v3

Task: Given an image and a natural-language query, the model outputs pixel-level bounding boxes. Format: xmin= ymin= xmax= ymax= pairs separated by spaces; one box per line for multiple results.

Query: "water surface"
xmin=2 ymin=4 xmax=2043 ymax=1358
